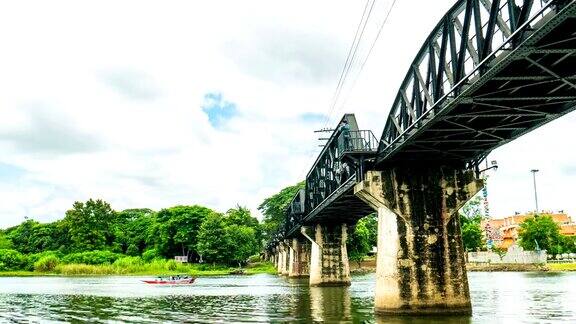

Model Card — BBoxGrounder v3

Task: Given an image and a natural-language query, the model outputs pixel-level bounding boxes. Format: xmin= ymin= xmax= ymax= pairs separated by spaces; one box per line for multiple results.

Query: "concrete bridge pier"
xmin=276 ymin=243 xmax=287 ymax=275
xmin=272 ymin=247 xmax=278 ymax=266
xmin=281 ymin=240 xmax=290 ymax=275
xmin=354 ymin=166 xmax=483 ymax=315
xmin=288 ymin=237 xmax=311 ymax=277
xmin=301 ymin=224 xmax=351 ymax=286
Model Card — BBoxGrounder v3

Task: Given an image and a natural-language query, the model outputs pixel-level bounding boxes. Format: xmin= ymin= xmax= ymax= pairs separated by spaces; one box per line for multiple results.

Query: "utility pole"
xmin=531 ymin=169 xmax=539 ymax=214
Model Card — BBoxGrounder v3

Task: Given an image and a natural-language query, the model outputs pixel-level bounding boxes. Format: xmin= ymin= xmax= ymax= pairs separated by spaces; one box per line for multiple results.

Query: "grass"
xmin=244 ymin=262 xmax=277 ymax=274
xmin=0 ymin=260 xmax=278 ymax=277
xmin=547 ymin=263 xmax=576 ymax=271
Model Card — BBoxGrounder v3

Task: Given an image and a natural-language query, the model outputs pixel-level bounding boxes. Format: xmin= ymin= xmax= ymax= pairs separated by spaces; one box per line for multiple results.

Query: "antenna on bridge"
xmin=314 ymin=128 xmax=335 ymax=148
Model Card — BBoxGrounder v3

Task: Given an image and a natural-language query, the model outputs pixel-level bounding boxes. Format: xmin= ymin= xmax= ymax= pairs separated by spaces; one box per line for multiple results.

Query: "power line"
xmin=335 ymin=0 xmax=399 ymax=114
xmin=324 ymin=0 xmax=377 ymax=130
xmin=298 ymin=0 xmax=378 ymax=180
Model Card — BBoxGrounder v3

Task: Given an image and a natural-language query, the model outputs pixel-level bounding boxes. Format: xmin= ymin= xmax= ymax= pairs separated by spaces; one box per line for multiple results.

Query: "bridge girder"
xmin=378 ymin=0 xmax=576 ymax=166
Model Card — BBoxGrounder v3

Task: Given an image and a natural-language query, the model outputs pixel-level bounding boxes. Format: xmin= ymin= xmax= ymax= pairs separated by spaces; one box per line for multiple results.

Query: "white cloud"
xmin=0 ymin=0 xmax=574 ymax=228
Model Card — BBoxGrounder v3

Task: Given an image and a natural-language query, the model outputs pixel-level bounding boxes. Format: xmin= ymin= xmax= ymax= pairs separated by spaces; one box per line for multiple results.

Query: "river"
xmin=0 ymin=272 xmax=574 ymax=323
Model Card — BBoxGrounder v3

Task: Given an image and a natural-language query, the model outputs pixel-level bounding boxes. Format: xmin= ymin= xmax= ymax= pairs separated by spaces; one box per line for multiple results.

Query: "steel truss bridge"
xmin=269 ymin=0 xmax=576 ymax=248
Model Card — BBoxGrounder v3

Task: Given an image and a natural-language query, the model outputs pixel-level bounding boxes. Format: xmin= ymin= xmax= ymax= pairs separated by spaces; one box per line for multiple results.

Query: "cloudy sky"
xmin=1 ymin=0 xmax=575 ymax=228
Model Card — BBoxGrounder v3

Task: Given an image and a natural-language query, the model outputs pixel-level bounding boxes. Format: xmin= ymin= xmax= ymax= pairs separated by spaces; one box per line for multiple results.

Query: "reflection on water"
xmin=310 ymin=286 xmax=351 ymax=321
xmin=0 ymin=272 xmax=574 ymax=322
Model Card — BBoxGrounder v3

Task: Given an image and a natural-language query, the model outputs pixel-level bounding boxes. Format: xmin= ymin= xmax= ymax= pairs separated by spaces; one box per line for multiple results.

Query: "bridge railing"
xmin=378 ymin=0 xmax=562 ymax=162
xmin=337 ymin=130 xmax=379 ymax=157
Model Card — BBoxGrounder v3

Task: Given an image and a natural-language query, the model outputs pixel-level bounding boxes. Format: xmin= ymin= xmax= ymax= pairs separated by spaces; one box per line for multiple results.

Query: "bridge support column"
xmin=288 ymin=238 xmax=310 ymax=277
xmin=280 ymin=241 xmax=290 ymax=275
xmin=272 ymin=248 xmax=278 ymax=267
xmin=354 ymin=167 xmax=482 ymax=315
xmin=276 ymin=244 xmax=286 ymax=275
xmin=301 ymin=224 xmax=351 ymax=286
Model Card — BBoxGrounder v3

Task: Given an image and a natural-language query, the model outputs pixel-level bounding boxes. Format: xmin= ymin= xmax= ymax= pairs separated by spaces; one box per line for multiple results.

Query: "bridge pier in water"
xmin=301 ymin=224 xmax=351 ymax=287
xmin=288 ymin=238 xmax=310 ymax=277
xmin=355 ymin=166 xmax=482 ymax=315
xmin=276 ymin=241 xmax=290 ymax=276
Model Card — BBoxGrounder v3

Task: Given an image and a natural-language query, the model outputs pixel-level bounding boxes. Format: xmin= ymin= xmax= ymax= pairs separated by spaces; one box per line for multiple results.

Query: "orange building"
xmin=481 ymin=213 xmax=575 ymax=250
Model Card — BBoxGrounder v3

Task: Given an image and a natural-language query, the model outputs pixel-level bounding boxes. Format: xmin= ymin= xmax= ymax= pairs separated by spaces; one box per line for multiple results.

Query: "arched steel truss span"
xmin=378 ymin=0 xmax=576 ymax=165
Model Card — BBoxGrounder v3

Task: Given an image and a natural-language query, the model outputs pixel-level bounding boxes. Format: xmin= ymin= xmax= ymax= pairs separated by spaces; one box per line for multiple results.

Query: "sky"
xmin=0 ymin=0 xmax=575 ymax=228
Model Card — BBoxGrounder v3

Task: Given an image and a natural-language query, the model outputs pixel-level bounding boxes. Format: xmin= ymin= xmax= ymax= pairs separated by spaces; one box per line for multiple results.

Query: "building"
xmin=481 ymin=212 xmax=575 ymax=250
xmin=174 ymin=255 xmax=188 ymax=263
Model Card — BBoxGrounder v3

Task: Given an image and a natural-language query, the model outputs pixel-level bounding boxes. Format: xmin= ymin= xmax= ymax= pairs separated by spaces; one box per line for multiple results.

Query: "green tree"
xmin=0 ymin=249 xmax=26 ymax=271
xmin=63 ymin=199 xmax=116 ymax=252
xmin=461 ymin=221 xmax=483 ymax=251
xmin=5 ymin=219 xmax=40 ymax=254
xmin=459 ymin=195 xmax=483 ymax=224
xmin=225 ymin=205 xmax=262 ymax=247
xmin=0 ymin=232 xmax=12 ymax=250
xmin=560 ymin=235 xmax=576 ymax=253
xmin=115 ymin=208 xmax=155 ymax=255
xmin=347 ymin=220 xmax=372 ymax=267
xmin=226 ymin=224 xmax=259 ymax=267
xmin=518 ymin=215 xmax=563 ymax=254
xmin=258 ymin=181 xmax=304 ymax=241
xmin=459 ymin=195 xmax=485 ymax=251
xmin=152 ymin=205 xmax=215 ymax=259
xmin=196 ymin=213 xmax=231 ymax=264
xmin=361 ymin=213 xmax=378 ymax=248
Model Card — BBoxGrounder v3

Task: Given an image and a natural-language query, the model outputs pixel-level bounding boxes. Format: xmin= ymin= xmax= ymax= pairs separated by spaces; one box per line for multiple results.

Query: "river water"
xmin=0 ymin=272 xmax=574 ymax=323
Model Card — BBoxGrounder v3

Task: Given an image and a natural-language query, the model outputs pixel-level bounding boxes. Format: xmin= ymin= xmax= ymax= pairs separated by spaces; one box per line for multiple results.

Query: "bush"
xmin=62 ymin=250 xmax=121 ymax=265
xmin=113 ymin=256 xmax=144 ymax=268
xmin=0 ymin=249 xmax=26 ymax=271
xmin=142 ymin=249 xmax=160 ymax=262
xmin=247 ymin=255 xmax=261 ymax=263
xmin=55 ymin=263 xmax=117 ymax=275
xmin=126 ymin=244 xmax=139 ymax=256
xmin=26 ymin=251 xmax=63 ymax=271
xmin=165 ymin=260 xmax=177 ymax=271
xmin=34 ymin=255 xmax=60 ymax=272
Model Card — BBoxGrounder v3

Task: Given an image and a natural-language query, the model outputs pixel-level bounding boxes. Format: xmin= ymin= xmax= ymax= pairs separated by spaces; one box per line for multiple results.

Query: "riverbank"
xmin=350 ymin=260 xmax=576 ymax=273
xmin=0 ymin=262 xmax=277 ymax=277
xmin=467 ymin=263 xmax=548 ymax=272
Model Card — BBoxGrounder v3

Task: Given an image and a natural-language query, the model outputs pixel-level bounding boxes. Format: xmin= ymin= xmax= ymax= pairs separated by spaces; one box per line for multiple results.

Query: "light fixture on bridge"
xmin=531 ymin=169 xmax=540 ymax=214
xmin=479 ymin=160 xmax=498 ymax=173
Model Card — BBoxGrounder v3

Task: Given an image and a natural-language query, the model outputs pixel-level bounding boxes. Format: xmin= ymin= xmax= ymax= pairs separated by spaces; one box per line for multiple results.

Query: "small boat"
xmin=142 ymin=275 xmax=196 ymax=285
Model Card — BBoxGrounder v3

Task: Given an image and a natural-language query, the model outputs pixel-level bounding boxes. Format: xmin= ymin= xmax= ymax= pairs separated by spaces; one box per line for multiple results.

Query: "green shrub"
xmin=142 ymin=249 xmax=159 ymax=262
xmin=55 ymin=263 xmax=117 ymax=275
xmin=34 ymin=255 xmax=60 ymax=272
xmin=246 ymin=261 xmax=263 ymax=268
xmin=126 ymin=244 xmax=139 ymax=256
xmin=62 ymin=250 xmax=121 ymax=265
xmin=26 ymin=251 xmax=63 ymax=271
xmin=0 ymin=249 xmax=26 ymax=271
xmin=113 ymin=256 xmax=144 ymax=268
xmin=247 ymin=255 xmax=261 ymax=263
xmin=165 ymin=259 xmax=177 ymax=271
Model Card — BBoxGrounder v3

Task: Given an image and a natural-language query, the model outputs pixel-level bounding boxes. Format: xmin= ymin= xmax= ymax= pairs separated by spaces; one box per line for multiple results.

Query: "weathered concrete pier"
xmin=355 ymin=168 xmax=482 ymax=315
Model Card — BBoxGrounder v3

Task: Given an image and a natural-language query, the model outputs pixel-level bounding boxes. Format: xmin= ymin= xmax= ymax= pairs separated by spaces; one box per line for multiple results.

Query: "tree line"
xmin=0 ymin=199 xmax=262 ymax=267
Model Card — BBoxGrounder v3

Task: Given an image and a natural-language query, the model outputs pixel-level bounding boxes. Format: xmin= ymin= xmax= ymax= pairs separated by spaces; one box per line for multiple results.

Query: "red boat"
xmin=142 ymin=275 xmax=196 ymax=285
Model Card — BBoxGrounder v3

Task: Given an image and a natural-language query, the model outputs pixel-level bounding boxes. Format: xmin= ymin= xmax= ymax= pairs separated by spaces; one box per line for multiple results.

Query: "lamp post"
xmin=531 ymin=169 xmax=539 ymax=214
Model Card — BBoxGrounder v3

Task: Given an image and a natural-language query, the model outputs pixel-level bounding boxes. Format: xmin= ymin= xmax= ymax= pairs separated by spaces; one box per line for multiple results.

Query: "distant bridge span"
xmin=267 ymin=0 xmax=576 ymax=316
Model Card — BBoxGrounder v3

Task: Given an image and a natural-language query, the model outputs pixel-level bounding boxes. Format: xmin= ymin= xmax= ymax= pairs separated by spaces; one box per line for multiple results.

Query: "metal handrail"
xmin=336 ymin=130 xmax=378 ymax=157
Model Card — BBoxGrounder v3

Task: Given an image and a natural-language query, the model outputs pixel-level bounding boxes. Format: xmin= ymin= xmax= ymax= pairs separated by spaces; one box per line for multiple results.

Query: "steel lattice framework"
xmin=378 ymin=0 xmax=576 ymax=165
xmin=267 ymin=0 xmax=576 ymax=249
